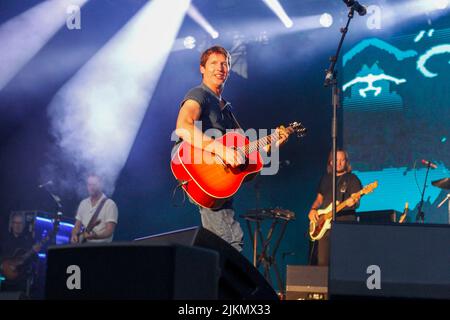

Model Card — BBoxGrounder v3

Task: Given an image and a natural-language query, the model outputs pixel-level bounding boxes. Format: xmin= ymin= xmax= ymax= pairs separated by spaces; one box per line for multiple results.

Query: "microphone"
xmin=343 ymin=0 xmax=367 ymax=16
xmin=38 ymin=180 xmax=53 ymax=188
xmin=421 ymin=159 xmax=437 ymax=169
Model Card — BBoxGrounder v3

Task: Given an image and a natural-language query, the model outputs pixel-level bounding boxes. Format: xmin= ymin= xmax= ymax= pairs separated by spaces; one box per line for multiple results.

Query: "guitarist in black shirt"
xmin=308 ymin=149 xmax=362 ymax=266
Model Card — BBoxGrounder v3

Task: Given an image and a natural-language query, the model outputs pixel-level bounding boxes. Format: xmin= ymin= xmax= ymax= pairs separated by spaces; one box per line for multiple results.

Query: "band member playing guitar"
xmin=70 ymin=174 xmax=118 ymax=244
xmin=174 ymin=46 xmax=291 ymax=252
xmin=308 ymin=149 xmax=362 ymax=266
xmin=0 ymin=212 xmax=40 ymax=294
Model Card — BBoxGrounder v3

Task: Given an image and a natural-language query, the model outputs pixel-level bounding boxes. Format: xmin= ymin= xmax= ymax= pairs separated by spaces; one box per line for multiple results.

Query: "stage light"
xmin=0 ymin=0 xmax=89 ymax=91
xmin=433 ymin=0 xmax=449 ymax=10
xmin=47 ymin=0 xmax=190 ymax=194
xmin=211 ymin=30 xmax=220 ymax=39
xmin=183 ymin=36 xmax=196 ymax=49
xmin=262 ymin=0 xmax=293 ymax=28
xmin=187 ymin=4 xmax=220 ymax=39
xmin=320 ymin=13 xmax=333 ymax=28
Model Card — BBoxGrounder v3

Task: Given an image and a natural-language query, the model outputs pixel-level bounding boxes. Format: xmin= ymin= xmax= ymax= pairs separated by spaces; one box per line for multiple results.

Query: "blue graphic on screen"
xmin=343 ymin=38 xmax=418 ymax=66
xmin=354 ymin=164 xmax=449 ymax=212
xmin=417 ymin=44 xmax=450 ymax=77
xmin=343 ymin=27 xmax=450 ymax=224
xmin=343 ymin=63 xmax=406 ymax=112
xmin=415 ymin=30 xmax=426 ymax=43
xmin=343 ymin=68 xmax=406 ymax=98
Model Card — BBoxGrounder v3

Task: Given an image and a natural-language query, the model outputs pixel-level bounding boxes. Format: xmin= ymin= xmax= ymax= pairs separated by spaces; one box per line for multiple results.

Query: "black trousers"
xmin=311 ymin=214 xmax=356 ymax=266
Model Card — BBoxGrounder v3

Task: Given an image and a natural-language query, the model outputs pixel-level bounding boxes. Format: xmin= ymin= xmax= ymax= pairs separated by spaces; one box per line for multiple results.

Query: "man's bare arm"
xmin=175 ymin=99 xmax=242 ymax=167
xmin=91 ymin=222 xmax=116 ymax=240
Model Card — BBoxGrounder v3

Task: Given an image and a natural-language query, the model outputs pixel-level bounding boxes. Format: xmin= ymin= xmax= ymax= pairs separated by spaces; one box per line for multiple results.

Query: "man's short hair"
xmin=200 ymin=46 xmax=231 ymax=67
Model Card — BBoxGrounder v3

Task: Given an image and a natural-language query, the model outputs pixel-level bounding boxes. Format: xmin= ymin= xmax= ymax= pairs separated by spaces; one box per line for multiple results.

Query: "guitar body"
xmin=77 ymin=219 xmax=101 ymax=244
xmin=1 ymin=249 xmax=27 ymax=281
xmin=171 ymin=132 xmax=264 ymax=209
xmin=309 ymin=203 xmax=333 ymax=241
xmin=308 ymin=181 xmax=378 ymax=241
xmin=1 ymin=220 xmax=61 ymax=281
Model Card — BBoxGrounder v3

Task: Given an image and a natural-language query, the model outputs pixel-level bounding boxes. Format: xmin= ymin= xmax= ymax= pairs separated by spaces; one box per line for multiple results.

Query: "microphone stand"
xmin=324 ymin=8 xmax=355 ymax=222
xmin=416 ymin=162 xmax=432 ymax=223
xmin=41 ymin=187 xmax=63 ymax=245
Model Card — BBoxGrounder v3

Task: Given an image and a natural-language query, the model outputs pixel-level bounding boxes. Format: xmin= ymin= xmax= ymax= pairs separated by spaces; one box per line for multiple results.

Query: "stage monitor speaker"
xmin=356 ymin=210 xmax=397 ymax=223
xmin=45 ymin=243 xmax=219 ymax=300
xmin=329 ymin=222 xmax=450 ymax=299
xmin=134 ymin=226 xmax=278 ymax=300
xmin=286 ymin=265 xmax=328 ymax=300
xmin=0 ymin=291 xmax=24 ymax=300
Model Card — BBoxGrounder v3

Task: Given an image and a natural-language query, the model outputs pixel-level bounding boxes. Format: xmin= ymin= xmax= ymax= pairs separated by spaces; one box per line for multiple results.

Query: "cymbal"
xmin=432 ymin=178 xmax=450 ymax=190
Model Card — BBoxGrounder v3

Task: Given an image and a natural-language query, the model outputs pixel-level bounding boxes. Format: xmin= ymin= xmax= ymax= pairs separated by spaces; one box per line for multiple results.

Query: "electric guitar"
xmin=1 ymin=220 xmax=60 ymax=281
xmin=309 ymin=181 xmax=378 ymax=241
xmin=171 ymin=122 xmax=306 ymax=209
xmin=77 ymin=219 xmax=101 ymax=244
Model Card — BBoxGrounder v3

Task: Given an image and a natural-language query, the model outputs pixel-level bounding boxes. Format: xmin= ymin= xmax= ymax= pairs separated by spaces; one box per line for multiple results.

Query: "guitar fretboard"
xmin=238 ymin=129 xmax=285 ymax=156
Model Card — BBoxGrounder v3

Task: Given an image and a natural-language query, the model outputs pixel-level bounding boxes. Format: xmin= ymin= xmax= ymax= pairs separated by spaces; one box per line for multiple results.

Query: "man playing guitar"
xmin=0 ymin=212 xmax=40 ymax=294
xmin=174 ymin=46 xmax=290 ymax=251
xmin=71 ymin=174 xmax=118 ymax=244
xmin=308 ymin=149 xmax=362 ymax=266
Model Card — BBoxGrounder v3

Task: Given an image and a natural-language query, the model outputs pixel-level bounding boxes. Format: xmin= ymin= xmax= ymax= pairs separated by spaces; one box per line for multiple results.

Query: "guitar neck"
xmin=240 ymin=127 xmax=290 ymax=155
xmin=24 ymin=223 xmax=59 ymax=259
xmin=325 ymin=189 xmax=366 ymax=220
xmin=21 ymin=238 xmax=45 ymax=261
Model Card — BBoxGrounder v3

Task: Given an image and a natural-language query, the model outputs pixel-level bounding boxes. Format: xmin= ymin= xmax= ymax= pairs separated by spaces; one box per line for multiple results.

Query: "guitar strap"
xmin=86 ymin=197 xmax=108 ymax=231
xmin=227 ymin=107 xmax=243 ymax=130
xmin=222 ymin=102 xmax=242 ymax=130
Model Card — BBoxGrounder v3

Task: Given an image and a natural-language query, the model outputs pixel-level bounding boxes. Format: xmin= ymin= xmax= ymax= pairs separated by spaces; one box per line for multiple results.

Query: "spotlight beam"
xmin=0 ymin=0 xmax=89 ymax=91
xmin=187 ymin=4 xmax=219 ymax=39
xmin=47 ymin=0 xmax=191 ymax=194
xmin=262 ymin=0 xmax=293 ymax=28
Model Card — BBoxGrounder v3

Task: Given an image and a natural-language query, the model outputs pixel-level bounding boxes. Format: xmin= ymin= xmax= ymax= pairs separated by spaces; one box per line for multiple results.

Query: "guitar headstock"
xmin=362 ymin=181 xmax=378 ymax=195
xmin=288 ymin=121 xmax=307 ymax=138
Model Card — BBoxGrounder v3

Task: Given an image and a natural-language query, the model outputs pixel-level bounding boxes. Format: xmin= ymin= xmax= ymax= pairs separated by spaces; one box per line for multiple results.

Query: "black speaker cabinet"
xmin=0 ymin=291 xmax=24 ymax=300
xmin=45 ymin=243 xmax=219 ymax=299
xmin=356 ymin=210 xmax=397 ymax=223
xmin=135 ymin=226 xmax=278 ymax=300
xmin=286 ymin=266 xmax=328 ymax=300
xmin=329 ymin=222 xmax=450 ymax=299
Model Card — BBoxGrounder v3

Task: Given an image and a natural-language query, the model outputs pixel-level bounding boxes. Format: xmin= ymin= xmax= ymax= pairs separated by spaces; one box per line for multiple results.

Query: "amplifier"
xmin=329 ymin=222 xmax=450 ymax=299
xmin=356 ymin=209 xmax=398 ymax=223
xmin=286 ymin=265 xmax=328 ymax=300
